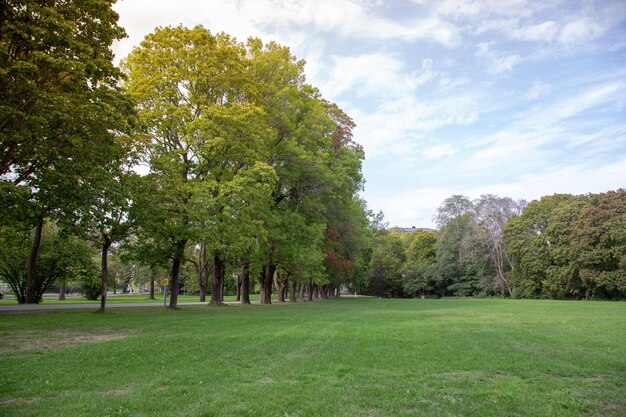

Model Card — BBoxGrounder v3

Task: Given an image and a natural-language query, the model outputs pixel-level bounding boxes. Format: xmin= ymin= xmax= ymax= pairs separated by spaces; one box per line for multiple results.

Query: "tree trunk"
xmin=298 ymin=284 xmax=305 ymax=301
xmin=169 ymin=240 xmax=186 ymax=309
xmin=220 ymin=264 xmax=225 ymax=301
xmin=99 ymin=238 xmax=112 ymax=312
xmin=260 ymin=264 xmax=274 ymax=304
xmin=313 ymin=284 xmax=320 ymax=300
xmin=289 ymin=280 xmax=297 ymax=303
xmin=149 ymin=268 xmax=155 ymax=300
xmin=277 ymin=274 xmax=287 ymax=303
xmin=319 ymin=284 xmax=328 ymax=300
xmin=25 ymin=217 xmax=43 ymax=304
xmin=236 ymin=276 xmax=242 ymax=301
xmin=259 ymin=269 xmax=266 ymax=303
xmin=240 ymin=260 xmax=251 ymax=305
xmin=170 ymin=258 xmax=181 ymax=308
xmin=210 ymin=254 xmax=224 ymax=305
xmin=199 ymin=275 xmax=206 ymax=302
xmin=308 ymin=282 xmax=314 ymax=302
xmin=58 ymin=281 xmax=66 ymax=301
xmin=274 ymin=272 xmax=288 ymax=303
xmin=198 ymin=243 xmax=208 ymax=302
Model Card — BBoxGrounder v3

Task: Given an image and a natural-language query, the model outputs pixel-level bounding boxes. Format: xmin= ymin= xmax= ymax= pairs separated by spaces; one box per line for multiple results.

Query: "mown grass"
xmin=0 ymin=293 xmax=260 ymax=305
xmin=0 ymin=298 xmax=624 ymax=417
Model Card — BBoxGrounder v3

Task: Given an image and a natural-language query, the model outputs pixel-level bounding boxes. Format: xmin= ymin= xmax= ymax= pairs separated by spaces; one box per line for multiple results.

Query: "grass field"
xmin=0 ymin=293 xmax=260 ymax=305
xmin=0 ymin=298 xmax=624 ymax=417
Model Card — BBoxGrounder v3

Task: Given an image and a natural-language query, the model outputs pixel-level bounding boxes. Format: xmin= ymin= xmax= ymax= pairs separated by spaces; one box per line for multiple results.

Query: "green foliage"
xmin=368 ymin=230 xmax=406 ymax=297
xmin=81 ymin=272 xmax=102 ymax=301
xmin=400 ymin=230 xmax=437 ymax=297
xmin=1 ymin=0 xmax=132 ymax=218
xmin=0 ymin=223 xmax=98 ymax=303
xmin=1 ymin=0 xmax=135 ymax=305
xmin=505 ymin=194 xmax=588 ymax=298
xmin=122 ymin=26 xmax=367 ymax=304
xmin=572 ymin=189 xmax=626 ymax=298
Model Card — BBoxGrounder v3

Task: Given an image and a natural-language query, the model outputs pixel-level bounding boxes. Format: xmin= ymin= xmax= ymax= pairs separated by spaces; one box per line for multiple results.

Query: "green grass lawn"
xmin=0 ymin=293 xmax=260 ymax=305
xmin=0 ymin=298 xmax=624 ymax=417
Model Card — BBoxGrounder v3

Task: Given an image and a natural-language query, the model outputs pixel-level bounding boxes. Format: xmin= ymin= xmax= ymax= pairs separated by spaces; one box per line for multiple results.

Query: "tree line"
xmin=2 ymin=1 xmax=623 ymax=307
xmin=367 ymin=190 xmax=625 ymax=300
xmin=0 ymin=1 xmax=371 ymax=309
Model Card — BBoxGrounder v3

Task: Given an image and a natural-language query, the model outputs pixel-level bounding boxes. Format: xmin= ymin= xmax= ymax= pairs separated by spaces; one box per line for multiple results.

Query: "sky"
xmin=112 ymin=0 xmax=626 ymax=228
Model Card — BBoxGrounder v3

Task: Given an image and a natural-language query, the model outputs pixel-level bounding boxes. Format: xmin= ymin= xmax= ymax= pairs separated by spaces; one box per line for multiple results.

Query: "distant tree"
xmin=368 ymin=230 xmax=405 ymax=297
xmin=433 ymin=195 xmax=478 ymax=296
xmin=401 ymin=230 xmax=437 ymax=296
xmin=401 ymin=230 xmax=437 ymax=297
xmin=0 ymin=223 xmax=97 ymax=303
xmin=505 ymin=194 xmax=588 ymax=298
xmin=572 ymin=189 xmax=626 ymax=299
xmin=470 ymin=195 xmax=526 ymax=296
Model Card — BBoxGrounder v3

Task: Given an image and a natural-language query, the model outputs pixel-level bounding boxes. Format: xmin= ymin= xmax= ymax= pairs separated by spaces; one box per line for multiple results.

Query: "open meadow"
xmin=1 ymin=298 xmax=624 ymax=417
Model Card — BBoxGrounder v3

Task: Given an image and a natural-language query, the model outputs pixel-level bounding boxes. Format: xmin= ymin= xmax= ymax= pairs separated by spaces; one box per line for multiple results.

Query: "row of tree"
xmin=0 ymin=1 xmax=371 ymax=309
xmin=368 ymin=189 xmax=626 ymax=299
xmin=367 ymin=190 xmax=625 ymax=300
xmin=2 ymin=1 xmax=623 ymax=306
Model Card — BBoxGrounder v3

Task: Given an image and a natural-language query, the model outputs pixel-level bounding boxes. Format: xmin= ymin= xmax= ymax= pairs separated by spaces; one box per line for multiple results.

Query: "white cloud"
xmin=476 ymin=42 xmax=522 ymax=74
xmin=523 ymin=81 xmax=551 ymax=100
xmin=377 ymin=156 xmax=626 ymax=228
xmin=423 ymin=144 xmax=458 ymax=160
xmin=320 ymin=54 xmax=407 ymax=99
xmin=352 ymin=92 xmax=480 ymax=159
xmin=115 ymin=0 xmax=464 ymax=52
xmin=511 ymin=21 xmax=559 ymax=42
xmin=558 ymin=17 xmax=604 ymax=46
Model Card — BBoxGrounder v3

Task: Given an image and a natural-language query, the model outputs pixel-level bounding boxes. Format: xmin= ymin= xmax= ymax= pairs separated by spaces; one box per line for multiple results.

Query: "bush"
xmin=81 ymin=273 xmax=101 ymax=300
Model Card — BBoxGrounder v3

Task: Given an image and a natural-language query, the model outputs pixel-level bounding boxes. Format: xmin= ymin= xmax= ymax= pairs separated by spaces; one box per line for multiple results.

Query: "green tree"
xmin=246 ymin=41 xmax=360 ymax=304
xmin=0 ymin=222 xmax=97 ymax=303
xmin=401 ymin=229 xmax=437 ymax=297
xmin=123 ymin=26 xmax=272 ymax=308
xmin=433 ymin=195 xmax=479 ymax=296
xmin=505 ymin=194 xmax=588 ymax=298
xmin=66 ymin=164 xmax=138 ymax=311
xmin=1 ymin=0 xmax=132 ymax=303
xmin=368 ymin=230 xmax=406 ymax=297
xmin=572 ymin=189 xmax=626 ymax=299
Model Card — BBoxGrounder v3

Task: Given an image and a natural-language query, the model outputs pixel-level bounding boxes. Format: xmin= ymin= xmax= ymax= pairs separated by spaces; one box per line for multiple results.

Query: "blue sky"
xmin=113 ymin=0 xmax=626 ymax=227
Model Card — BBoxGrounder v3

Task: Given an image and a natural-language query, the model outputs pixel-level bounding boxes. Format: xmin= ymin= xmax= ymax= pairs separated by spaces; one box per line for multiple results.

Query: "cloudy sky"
xmin=112 ymin=0 xmax=626 ymax=228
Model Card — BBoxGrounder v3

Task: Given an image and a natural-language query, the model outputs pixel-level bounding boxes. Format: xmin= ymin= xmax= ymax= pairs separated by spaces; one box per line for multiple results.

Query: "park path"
xmin=0 ymin=295 xmax=363 ymax=313
xmin=0 ymin=300 xmax=257 ymax=313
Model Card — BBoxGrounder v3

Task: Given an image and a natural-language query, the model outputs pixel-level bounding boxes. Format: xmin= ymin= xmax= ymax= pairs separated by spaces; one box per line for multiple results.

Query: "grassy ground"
xmin=0 ymin=298 xmax=624 ymax=417
xmin=0 ymin=293 xmax=260 ymax=305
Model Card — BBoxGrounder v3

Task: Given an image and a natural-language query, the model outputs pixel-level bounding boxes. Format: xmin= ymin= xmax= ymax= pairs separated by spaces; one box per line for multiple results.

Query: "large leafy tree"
xmin=123 ymin=26 xmax=273 ymax=308
xmin=401 ymin=229 xmax=437 ymax=297
xmin=505 ymin=194 xmax=588 ymax=298
xmin=433 ymin=195 xmax=478 ymax=296
xmin=0 ymin=0 xmax=133 ymax=303
xmin=571 ymin=189 xmax=626 ymax=299
xmin=245 ymin=40 xmax=364 ymax=304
